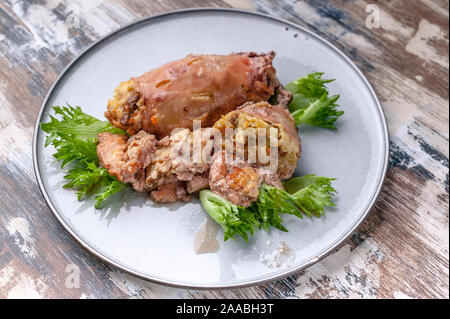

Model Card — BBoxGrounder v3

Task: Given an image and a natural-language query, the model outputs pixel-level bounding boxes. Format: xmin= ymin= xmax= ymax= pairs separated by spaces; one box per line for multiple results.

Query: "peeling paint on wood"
xmin=0 ymin=0 xmax=448 ymax=299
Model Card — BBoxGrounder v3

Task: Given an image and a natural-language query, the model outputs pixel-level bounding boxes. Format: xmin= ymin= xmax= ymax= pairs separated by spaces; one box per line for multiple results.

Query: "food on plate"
xmin=105 ymin=52 xmax=292 ymax=138
xmin=96 ymin=100 xmax=302 ymax=206
xmin=213 ymin=101 xmax=300 ymax=180
xmin=145 ymin=128 xmax=216 ymax=196
xmin=208 ymin=151 xmax=263 ymax=207
xmin=97 ymin=131 xmax=156 ymax=192
xmin=96 ymin=126 xmax=218 ymax=202
xmin=41 ymin=59 xmax=344 ymax=241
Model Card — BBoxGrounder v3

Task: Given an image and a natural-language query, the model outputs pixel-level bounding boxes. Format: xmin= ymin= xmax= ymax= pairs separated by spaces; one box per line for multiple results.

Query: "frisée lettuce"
xmin=41 ymin=105 xmax=127 ymax=208
xmin=286 ymin=72 xmax=344 ymax=129
xmin=200 ymin=175 xmax=337 ymax=241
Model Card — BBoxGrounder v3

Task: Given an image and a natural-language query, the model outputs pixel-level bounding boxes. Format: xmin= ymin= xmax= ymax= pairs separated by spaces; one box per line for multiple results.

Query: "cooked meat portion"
xmin=150 ymin=176 xmax=191 ymax=203
xmin=213 ymin=101 xmax=300 ymax=180
xmin=276 ymin=85 xmax=293 ymax=109
xmin=144 ymin=135 xmax=173 ymax=190
xmin=99 ymin=99 xmax=299 ymax=205
xmin=97 ymin=131 xmax=157 ymax=191
xmin=169 ymin=128 xmax=214 ymax=181
xmin=146 ymin=127 xmax=216 ymax=202
xmin=105 ymin=51 xmax=282 ymax=138
xmin=97 ymin=129 xmax=207 ymax=202
xmin=97 ymin=132 xmax=127 ymax=176
xmin=258 ymin=170 xmax=284 ymax=189
xmin=209 ymin=151 xmax=262 ymax=207
xmin=126 ymin=131 xmax=156 ymax=169
xmin=186 ymin=173 xmax=210 ymax=193
xmin=145 ymin=128 xmax=216 ymax=191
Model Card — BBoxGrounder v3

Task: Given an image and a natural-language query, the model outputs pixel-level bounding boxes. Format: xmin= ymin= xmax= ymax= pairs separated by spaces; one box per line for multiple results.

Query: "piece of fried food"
xmin=209 ymin=151 xmax=262 ymax=207
xmin=97 ymin=128 xmax=216 ymax=202
xmin=105 ymin=52 xmax=291 ymax=138
xmin=213 ymin=101 xmax=301 ymax=180
xmin=97 ymin=131 xmax=157 ymax=192
xmin=144 ymin=128 xmax=216 ymax=193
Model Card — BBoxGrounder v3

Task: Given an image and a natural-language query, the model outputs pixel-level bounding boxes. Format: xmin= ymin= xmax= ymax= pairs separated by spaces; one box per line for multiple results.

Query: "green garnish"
xmin=286 ymin=72 xmax=344 ymax=129
xmin=200 ymin=175 xmax=337 ymax=241
xmin=200 ymin=191 xmax=260 ymax=242
xmin=41 ymin=105 xmax=127 ymax=208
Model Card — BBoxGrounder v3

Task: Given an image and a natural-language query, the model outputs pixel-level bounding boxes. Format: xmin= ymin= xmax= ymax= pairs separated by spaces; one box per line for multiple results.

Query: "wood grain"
xmin=0 ymin=0 xmax=448 ymax=299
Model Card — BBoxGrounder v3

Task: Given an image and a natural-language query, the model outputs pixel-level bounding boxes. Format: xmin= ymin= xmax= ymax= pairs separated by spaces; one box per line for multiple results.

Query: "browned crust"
xmin=238 ymin=101 xmax=301 ymax=154
xmin=106 ymin=52 xmax=282 ymax=138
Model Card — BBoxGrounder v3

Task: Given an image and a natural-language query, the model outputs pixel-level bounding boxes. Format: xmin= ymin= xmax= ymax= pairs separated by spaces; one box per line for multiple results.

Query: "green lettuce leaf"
xmin=41 ymin=105 xmax=127 ymax=208
xmin=200 ymin=175 xmax=337 ymax=241
xmin=286 ymin=72 xmax=344 ymax=129
xmin=199 ymin=190 xmax=259 ymax=242
xmin=284 ymin=175 xmax=337 ymax=217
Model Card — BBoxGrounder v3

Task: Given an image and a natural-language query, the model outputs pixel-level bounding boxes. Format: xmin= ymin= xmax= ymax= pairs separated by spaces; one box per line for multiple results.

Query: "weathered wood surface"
xmin=0 ymin=0 xmax=448 ymax=299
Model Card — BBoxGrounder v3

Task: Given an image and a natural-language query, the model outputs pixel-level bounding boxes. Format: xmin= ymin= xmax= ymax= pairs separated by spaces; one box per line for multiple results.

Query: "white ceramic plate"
xmin=33 ymin=8 xmax=389 ymax=289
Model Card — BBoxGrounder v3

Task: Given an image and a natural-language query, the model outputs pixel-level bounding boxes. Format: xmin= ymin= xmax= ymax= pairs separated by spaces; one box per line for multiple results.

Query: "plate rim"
xmin=32 ymin=7 xmax=390 ymax=290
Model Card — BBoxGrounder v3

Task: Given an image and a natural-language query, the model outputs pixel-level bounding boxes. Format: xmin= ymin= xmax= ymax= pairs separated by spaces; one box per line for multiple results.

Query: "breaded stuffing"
xmin=213 ymin=101 xmax=300 ymax=180
xmin=145 ymin=128 xmax=217 ymax=192
xmin=105 ymin=80 xmax=144 ymax=132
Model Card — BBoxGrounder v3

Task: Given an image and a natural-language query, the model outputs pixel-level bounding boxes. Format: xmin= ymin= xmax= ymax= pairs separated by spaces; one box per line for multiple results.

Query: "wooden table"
xmin=0 ymin=0 xmax=448 ymax=299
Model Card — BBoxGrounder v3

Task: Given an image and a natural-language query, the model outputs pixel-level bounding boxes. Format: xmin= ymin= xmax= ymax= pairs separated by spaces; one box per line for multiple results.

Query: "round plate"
xmin=33 ymin=8 xmax=389 ymax=289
